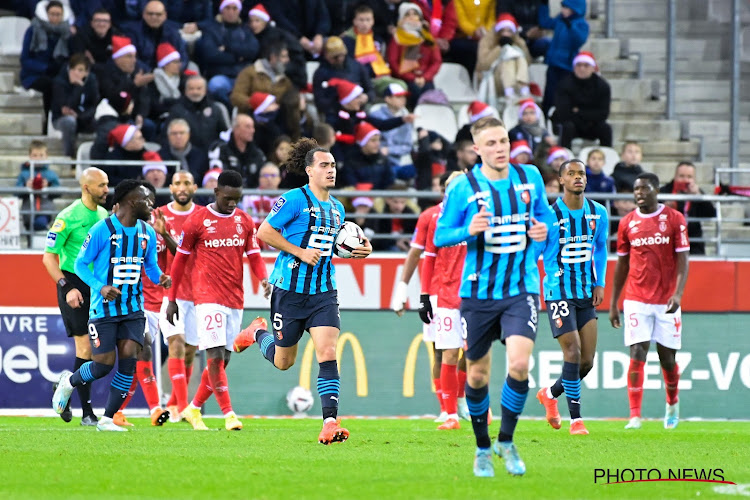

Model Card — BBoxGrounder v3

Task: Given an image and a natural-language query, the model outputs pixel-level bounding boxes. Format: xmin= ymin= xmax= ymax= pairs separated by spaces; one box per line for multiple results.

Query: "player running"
xmin=157 ymin=172 xmax=201 ymax=422
xmin=609 ymin=173 xmax=689 ymax=430
xmin=43 ymin=167 xmax=109 ymax=426
xmin=422 ymin=171 xmax=467 ymax=431
xmin=435 ymin=117 xmax=550 ymax=477
xmin=166 ymin=170 xmax=270 ymax=431
xmin=232 ymin=138 xmax=372 ymax=444
xmin=536 ymin=160 xmax=609 ymax=435
xmin=52 ymin=180 xmax=171 ymax=431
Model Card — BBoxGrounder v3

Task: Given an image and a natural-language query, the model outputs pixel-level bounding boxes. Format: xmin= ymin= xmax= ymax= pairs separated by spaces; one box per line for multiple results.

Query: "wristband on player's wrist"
xmin=57 ymin=278 xmax=76 ymax=297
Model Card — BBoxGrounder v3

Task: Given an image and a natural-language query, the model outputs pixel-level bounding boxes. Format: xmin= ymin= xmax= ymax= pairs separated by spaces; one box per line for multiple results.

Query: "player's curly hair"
xmin=282 ymin=138 xmax=329 ymax=175
xmin=113 ymin=179 xmax=145 ymax=205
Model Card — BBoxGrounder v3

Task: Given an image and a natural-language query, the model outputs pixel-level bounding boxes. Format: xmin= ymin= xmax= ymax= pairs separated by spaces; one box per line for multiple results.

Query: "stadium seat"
xmin=0 ymin=17 xmax=30 ymax=55
xmin=456 ymin=103 xmax=500 ymax=128
xmin=306 ymin=61 xmax=319 ymax=86
xmin=578 ymin=145 xmax=620 ymax=175
xmin=528 ymin=63 xmax=547 ymax=94
xmin=75 ymin=141 xmax=93 ymax=180
xmin=433 ymin=63 xmax=477 ymax=104
xmin=413 ymin=103 xmax=458 ymax=142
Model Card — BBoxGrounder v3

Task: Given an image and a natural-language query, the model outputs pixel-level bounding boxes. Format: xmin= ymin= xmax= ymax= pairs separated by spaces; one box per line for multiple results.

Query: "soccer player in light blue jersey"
xmin=52 ymin=180 xmax=171 ymax=432
xmin=233 ymin=138 xmax=372 ymax=444
xmin=434 ymin=117 xmax=550 ymax=477
xmin=536 ymin=159 xmax=609 ymax=436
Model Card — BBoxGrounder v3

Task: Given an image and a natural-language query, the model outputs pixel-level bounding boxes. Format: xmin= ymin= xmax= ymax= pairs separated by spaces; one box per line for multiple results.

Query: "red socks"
xmin=207 ymin=357 xmax=232 ymax=415
xmin=627 ymin=358 xmax=645 ymax=418
xmin=440 ymin=363 xmax=458 ymax=415
xmin=192 ymin=367 xmax=214 ymax=408
xmin=663 ymin=364 xmax=680 ymax=405
xmin=136 ymin=360 xmax=160 ymax=411
xmin=457 ymin=368 xmax=467 ymax=399
xmin=167 ymin=358 xmax=188 ymax=411
xmin=433 ymin=378 xmax=444 ymax=412
xmin=120 ymin=377 xmax=138 ymax=411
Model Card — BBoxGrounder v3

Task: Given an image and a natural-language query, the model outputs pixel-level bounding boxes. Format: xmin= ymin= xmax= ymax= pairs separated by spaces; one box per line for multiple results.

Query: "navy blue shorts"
xmin=270 ymin=288 xmax=340 ymax=348
xmin=460 ymin=293 xmax=539 ymax=361
xmin=546 ymin=298 xmax=598 ymax=338
xmin=88 ymin=311 xmax=146 ymax=355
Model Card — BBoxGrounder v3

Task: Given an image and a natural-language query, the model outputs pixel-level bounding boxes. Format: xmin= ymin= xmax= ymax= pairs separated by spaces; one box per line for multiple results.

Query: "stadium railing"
xmin=2 ymin=160 xmax=750 ymax=255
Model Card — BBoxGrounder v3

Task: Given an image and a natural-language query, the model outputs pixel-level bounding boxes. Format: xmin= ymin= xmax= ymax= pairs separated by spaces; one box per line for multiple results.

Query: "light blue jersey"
xmin=435 ymin=164 xmax=551 ymax=300
xmin=265 ymin=185 xmax=345 ymax=294
xmin=542 ymin=197 xmax=609 ymax=300
xmin=75 ymin=215 xmax=162 ymax=319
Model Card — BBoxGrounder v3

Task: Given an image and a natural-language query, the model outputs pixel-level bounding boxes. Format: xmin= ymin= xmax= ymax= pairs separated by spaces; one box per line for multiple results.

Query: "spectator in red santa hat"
xmin=509 ymin=140 xmax=533 ymax=165
xmin=508 ymin=98 xmax=555 ymax=155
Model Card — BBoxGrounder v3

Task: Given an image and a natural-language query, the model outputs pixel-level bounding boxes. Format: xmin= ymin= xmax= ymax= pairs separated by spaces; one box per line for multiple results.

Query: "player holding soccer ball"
xmin=166 ymin=170 xmax=271 ymax=431
xmin=537 ymin=160 xmax=609 ymax=436
xmin=609 ymin=173 xmax=689 ymax=430
xmin=233 ymin=138 xmax=372 ymax=445
xmin=435 ymin=117 xmax=550 ymax=477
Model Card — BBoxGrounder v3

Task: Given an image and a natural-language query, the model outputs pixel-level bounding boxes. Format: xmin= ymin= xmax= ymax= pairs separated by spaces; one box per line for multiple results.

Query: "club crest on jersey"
xmin=659 ymin=213 xmax=668 ymax=221
xmin=271 ymin=197 xmax=286 ymax=214
xmin=275 ymin=330 xmax=283 ymax=340
xmin=589 ymin=220 xmax=596 ymax=231
xmin=520 ymin=190 xmax=530 ymax=204
xmin=237 ymin=224 xmax=243 ymax=234
xmin=141 ymin=238 xmax=147 ymax=250
xmin=659 ymin=221 xmax=668 ymax=232
xmin=234 ymin=215 xmax=241 ymax=222
xmin=555 ymin=317 xmax=563 ymax=328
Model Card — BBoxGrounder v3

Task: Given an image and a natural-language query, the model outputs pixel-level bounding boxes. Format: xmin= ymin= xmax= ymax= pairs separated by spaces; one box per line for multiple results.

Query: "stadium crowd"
xmin=13 ymin=0 xmax=712 ymax=253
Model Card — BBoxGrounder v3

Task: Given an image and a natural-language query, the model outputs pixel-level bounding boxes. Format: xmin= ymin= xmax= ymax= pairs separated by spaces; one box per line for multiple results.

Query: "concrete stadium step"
xmin=0 ymin=71 xmax=15 ymax=93
xmin=608 ymin=79 xmax=656 ymax=101
xmin=611 ymin=119 xmax=681 ymax=142
xmin=0 ymin=155 xmax=77 ymax=179
xmin=0 ymin=136 xmax=64 ymax=155
xmin=0 ymin=92 xmax=43 ymax=112
xmin=676 ymin=102 xmax=750 ymax=121
xmin=599 ymin=57 xmax=639 ymax=78
xmin=688 ymin=121 xmax=750 ymax=142
xmin=609 ymin=99 xmax=665 ymax=120
xmin=666 ymin=80 xmax=750 ymax=102
xmin=628 ymin=140 xmax=701 ymax=161
xmin=614 ymin=20 xmax=734 ymax=37
xmin=628 ymin=38 xmax=725 ymax=61
xmin=644 ymin=59 xmax=750 ymax=78
xmin=582 ymin=38 xmax=621 ymax=62
xmin=0 ymin=112 xmax=43 ymax=135
xmin=641 ymin=161 xmax=715 ymax=183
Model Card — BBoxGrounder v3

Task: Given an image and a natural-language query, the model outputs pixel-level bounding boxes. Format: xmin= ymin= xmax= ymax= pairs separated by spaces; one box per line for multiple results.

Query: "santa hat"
xmin=468 ymin=100 xmax=494 ymax=123
xmin=383 ymin=82 xmax=409 ymax=97
xmin=494 ymin=13 xmax=518 ymax=33
xmin=510 ymin=140 xmax=533 ymax=160
xmin=572 ymin=51 xmax=598 ymax=70
xmin=547 ymin=146 xmax=570 ymax=164
xmin=111 ymin=35 xmax=136 ymax=59
xmin=219 ymin=0 xmax=242 ymax=11
xmin=518 ymin=98 xmax=543 ymax=121
xmin=248 ymin=3 xmax=270 ymax=21
xmin=354 ymin=121 xmax=380 ymax=147
xmin=248 ymin=92 xmax=276 ymax=115
xmin=108 ymin=124 xmax=137 ymax=148
xmin=352 ymin=197 xmax=374 ymax=208
xmin=202 ymin=167 xmax=222 ymax=187
xmin=156 ymin=42 xmax=180 ymax=68
xmin=142 ymin=152 xmax=167 ymax=177
xmin=322 ymin=78 xmax=364 ymax=105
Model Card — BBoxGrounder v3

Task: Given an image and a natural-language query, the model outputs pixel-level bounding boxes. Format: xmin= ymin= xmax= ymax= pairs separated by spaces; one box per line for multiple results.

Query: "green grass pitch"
xmin=1 ymin=417 xmax=748 ymax=500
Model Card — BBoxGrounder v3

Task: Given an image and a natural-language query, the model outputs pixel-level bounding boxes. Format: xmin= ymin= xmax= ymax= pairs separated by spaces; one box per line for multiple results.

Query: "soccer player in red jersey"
xmin=166 ymin=170 xmax=271 ymax=431
xmin=422 ymin=172 xmax=467 ymax=430
xmin=156 ymin=172 xmax=201 ymax=422
xmin=609 ymin=173 xmax=690 ymax=430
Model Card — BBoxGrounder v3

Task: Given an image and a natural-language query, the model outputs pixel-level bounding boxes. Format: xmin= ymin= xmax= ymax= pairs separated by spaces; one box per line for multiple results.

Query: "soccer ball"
xmin=286 ymin=386 xmax=314 ymax=415
xmin=334 ymin=221 xmax=365 ymax=258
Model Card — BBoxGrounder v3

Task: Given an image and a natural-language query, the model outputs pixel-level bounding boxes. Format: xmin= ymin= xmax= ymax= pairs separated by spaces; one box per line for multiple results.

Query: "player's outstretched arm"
xmin=608 ymin=255 xmax=630 ymax=328
xmin=257 ymin=220 xmax=320 ymax=265
xmin=667 ymin=252 xmax=689 ymax=313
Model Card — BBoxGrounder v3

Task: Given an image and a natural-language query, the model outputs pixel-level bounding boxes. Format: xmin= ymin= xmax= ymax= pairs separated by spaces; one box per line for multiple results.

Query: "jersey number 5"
xmin=484 ymin=224 xmax=526 ymax=254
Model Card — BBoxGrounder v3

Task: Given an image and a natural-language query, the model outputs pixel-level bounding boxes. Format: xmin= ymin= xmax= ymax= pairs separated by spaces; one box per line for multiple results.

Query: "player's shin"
xmin=662 ymin=364 xmax=680 ymax=405
xmin=104 ymin=357 xmax=136 ymax=418
xmin=317 ymin=360 xmax=340 ymax=421
xmin=465 ymin=384 xmax=491 ymax=448
xmin=137 ymin=360 xmax=161 ymax=412
xmin=440 ymin=363 xmax=459 ymax=417
xmin=168 ymin=358 xmax=189 ymax=411
xmin=190 ymin=367 xmax=214 ymax=408
xmin=560 ymin=361 xmax=581 ymax=420
xmin=627 ymin=359 xmax=645 ymax=418
xmin=73 ymin=357 xmax=95 ymax=416
xmin=498 ymin=375 xmax=529 ymax=442
xmin=255 ymin=329 xmax=277 ymax=364
xmin=207 ymin=357 xmax=232 ymax=415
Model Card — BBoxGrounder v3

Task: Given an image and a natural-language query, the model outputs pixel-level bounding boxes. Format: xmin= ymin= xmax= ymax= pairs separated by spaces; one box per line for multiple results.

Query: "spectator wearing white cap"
xmin=476 ymin=13 xmax=532 ymax=100
xmin=352 ymin=196 xmax=377 ymax=242
xmin=552 ymin=50 xmax=612 ymax=149
xmin=142 ymin=162 xmax=172 ymax=206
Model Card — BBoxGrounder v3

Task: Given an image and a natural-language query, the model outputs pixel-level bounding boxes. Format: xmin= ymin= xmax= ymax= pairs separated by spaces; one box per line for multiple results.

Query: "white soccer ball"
xmin=286 ymin=386 xmax=314 ymax=415
xmin=334 ymin=221 xmax=365 ymax=258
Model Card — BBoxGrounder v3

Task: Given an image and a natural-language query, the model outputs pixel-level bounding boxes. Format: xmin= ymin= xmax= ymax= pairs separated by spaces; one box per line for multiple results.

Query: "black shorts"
xmin=88 ymin=311 xmax=146 ymax=355
xmin=57 ymin=271 xmax=90 ymax=338
xmin=460 ymin=293 xmax=539 ymax=361
xmin=270 ymin=288 xmax=340 ymax=348
xmin=546 ymin=298 xmax=598 ymax=338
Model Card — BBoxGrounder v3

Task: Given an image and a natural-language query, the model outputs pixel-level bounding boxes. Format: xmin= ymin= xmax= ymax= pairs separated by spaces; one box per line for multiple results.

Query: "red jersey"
xmin=142 ymin=216 xmax=169 ymax=312
xmin=616 ymin=204 xmax=689 ymax=304
xmin=161 ymin=202 xmax=199 ymax=302
xmin=410 ymin=204 xmax=441 ymax=250
xmin=178 ymin=205 xmax=260 ymax=309
xmin=424 ymin=204 xmax=466 ymax=309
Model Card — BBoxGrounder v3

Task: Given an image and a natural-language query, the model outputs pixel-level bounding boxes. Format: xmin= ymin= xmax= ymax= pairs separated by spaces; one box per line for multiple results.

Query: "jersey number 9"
xmin=308 ymin=234 xmax=335 ymax=257
xmin=484 ymin=224 xmax=526 ymax=254
xmin=560 ymin=242 xmax=592 ymax=264
xmin=112 ymin=264 xmax=141 ymax=285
